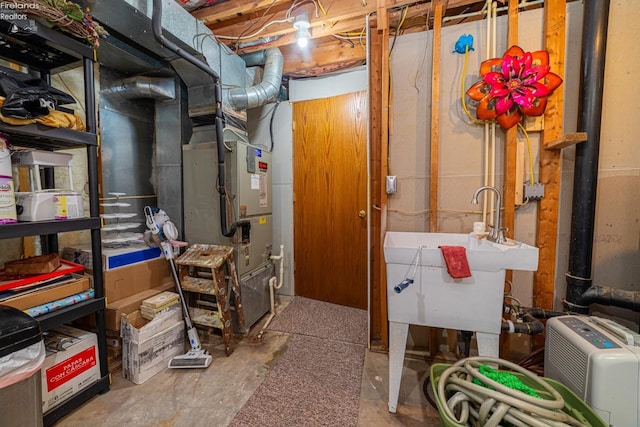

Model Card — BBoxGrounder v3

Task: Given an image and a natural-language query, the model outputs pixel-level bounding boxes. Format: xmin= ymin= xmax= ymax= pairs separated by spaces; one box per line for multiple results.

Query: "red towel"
xmin=439 ymin=246 xmax=472 ymax=279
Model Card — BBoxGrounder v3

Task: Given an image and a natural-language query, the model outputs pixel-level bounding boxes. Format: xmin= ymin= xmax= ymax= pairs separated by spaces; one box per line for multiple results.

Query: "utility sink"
xmin=384 ymin=231 xmax=539 ymax=273
xmin=383 ymin=231 xmax=539 ymax=413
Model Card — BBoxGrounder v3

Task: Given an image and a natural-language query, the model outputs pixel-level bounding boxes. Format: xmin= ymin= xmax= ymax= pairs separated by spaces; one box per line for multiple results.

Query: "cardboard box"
xmin=41 ymin=326 xmax=101 ymax=413
xmin=0 ymin=276 xmax=90 ymax=311
xmin=62 ymin=245 xmax=162 ymax=273
xmin=121 ymin=308 xmax=184 ymax=384
xmin=103 ymin=257 xmax=172 ymax=302
xmin=104 ymin=281 xmax=175 ymax=331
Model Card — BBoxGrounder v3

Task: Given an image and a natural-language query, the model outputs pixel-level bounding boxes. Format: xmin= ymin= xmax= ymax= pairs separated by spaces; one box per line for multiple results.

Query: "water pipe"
xmin=568 ymin=286 xmax=640 ymax=313
xmin=565 ymin=0 xmax=611 ymax=313
xmin=482 ymin=0 xmax=492 ymax=225
xmin=501 ymin=313 xmax=544 ymax=335
xmin=489 ymin=1 xmax=497 ymax=223
xmin=255 ymin=245 xmax=285 ymax=340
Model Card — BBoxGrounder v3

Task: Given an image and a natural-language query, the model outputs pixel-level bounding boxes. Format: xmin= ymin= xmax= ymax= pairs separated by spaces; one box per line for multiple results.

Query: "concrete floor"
xmin=55 ymin=296 xmax=442 ymax=426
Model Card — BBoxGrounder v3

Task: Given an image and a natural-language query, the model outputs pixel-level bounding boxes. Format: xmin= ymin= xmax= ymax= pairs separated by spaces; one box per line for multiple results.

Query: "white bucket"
xmin=0 ymin=175 xmax=17 ymax=224
xmin=0 ymin=134 xmax=10 ymax=177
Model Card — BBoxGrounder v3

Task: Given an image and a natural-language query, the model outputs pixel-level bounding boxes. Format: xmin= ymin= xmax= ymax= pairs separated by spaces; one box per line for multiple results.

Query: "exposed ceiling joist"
xmin=186 ymin=0 xmax=530 ymax=77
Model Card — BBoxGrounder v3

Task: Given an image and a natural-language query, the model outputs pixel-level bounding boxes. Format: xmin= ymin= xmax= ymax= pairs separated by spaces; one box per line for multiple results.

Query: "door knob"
xmin=358 ymin=210 xmax=366 ymax=218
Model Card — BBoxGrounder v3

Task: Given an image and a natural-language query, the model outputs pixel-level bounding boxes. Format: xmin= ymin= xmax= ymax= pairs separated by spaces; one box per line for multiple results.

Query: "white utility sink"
xmin=383 ymin=231 xmax=539 ymax=413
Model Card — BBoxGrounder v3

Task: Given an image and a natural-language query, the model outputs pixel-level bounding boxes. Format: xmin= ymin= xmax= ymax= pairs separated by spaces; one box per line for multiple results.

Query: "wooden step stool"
xmin=175 ymin=243 xmax=245 ymax=356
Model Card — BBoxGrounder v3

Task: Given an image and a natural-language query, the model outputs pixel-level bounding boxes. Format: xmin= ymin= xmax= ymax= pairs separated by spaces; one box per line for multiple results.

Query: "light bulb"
xmin=293 ymin=12 xmax=311 ymax=49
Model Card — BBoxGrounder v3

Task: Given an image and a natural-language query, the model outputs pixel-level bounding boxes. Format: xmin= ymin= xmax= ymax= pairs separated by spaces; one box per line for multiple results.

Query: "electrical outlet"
xmin=524 ymin=183 xmax=545 ymax=200
xmin=386 ymin=176 xmax=397 ymax=194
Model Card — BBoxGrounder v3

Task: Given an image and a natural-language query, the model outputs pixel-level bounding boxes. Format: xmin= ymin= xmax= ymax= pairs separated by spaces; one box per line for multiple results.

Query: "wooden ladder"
xmin=175 ymin=243 xmax=244 ymax=356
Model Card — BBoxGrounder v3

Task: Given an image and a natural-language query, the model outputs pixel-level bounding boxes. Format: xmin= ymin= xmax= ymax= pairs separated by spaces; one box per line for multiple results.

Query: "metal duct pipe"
xmin=565 ymin=0 xmax=611 ymax=314
xmin=111 ymin=76 xmax=175 ymax=100
xmin=152 ymin=0 xmax=247 ymax=238
xmin=228 ymin=48 xmax=283 ymax=111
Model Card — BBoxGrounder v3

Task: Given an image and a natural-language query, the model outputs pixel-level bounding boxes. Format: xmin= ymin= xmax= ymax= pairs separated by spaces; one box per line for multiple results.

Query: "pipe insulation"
xmin=228 ymin=48 xmax=284 ymax=111
xmin=565 ymin=0 xmax=610 ymax=313
xmin=111 ymin=76 xmax=175 ymax=100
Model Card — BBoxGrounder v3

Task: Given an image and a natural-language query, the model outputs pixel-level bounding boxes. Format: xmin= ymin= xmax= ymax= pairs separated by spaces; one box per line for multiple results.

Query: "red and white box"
xmin=41 ymin=325 xmax=101 ymax=413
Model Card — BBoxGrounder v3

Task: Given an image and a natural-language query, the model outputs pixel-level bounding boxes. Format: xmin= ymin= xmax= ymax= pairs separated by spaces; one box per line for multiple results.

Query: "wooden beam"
xmin=369 ymin=18 xmax=386 ymax=350
xmin=503 ymin=0 xmax=519 ymax=240
xmin=279 ymin=37 xmax=366 ymax=74
xmin=193 ymin=0 xmax=292 ymax=24
xmin=427 ymin=0 xmax=444 ymax=359
xmin=429 ymin=0 xmax=443 ymax=232
xmin=237 ymin=16 xmax=369 ymax=53
xmin=379 ymin=9 xmax=391 ymax=350
xmin=500 ymin=0 xmax=519 ymax=361
xmin=534 ymin=0 xmax=566 ymax=312
xmin=544 ymin=132 xmax=587 ymax=150
xmin=207 ymin=0 xmax=376 ymax=40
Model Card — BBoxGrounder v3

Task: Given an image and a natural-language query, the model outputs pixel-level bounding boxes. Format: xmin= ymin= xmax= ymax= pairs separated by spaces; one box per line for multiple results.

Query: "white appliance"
xmin=545 ymin=315 xmax=640 ymax=426
xmin=15 ymin=190 xmax=84 ymax=221
xmin=12 ymin=150 xmax=84 ymax=221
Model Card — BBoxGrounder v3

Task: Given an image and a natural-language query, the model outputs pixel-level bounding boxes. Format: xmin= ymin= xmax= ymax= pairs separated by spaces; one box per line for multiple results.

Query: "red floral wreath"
xmin=466 ymin=45 xmax=563 ymax=129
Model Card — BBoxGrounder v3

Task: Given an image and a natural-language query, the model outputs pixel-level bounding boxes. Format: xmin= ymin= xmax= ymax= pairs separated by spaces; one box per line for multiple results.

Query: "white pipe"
xmin=255 ymin=245 xmax=285 ymax=340
xmin=482 ymin=0 xmax=492 ymax=225
xmin=489 ymin=1 xmax=497 ymax=223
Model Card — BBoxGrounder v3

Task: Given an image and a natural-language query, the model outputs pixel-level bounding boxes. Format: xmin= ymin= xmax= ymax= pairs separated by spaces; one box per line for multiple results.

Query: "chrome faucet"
xmin=471 ymin=186 xmax=507 ymax=244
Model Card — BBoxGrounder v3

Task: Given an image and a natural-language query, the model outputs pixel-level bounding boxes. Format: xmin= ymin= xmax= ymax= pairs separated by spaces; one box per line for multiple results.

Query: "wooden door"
xmin=293 ymin=91 xmax=368 ymax=309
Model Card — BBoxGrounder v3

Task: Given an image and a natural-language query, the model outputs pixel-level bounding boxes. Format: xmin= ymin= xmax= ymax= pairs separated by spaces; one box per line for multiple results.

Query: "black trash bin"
xmin=0 ymin=305 xmax=45 ymax=427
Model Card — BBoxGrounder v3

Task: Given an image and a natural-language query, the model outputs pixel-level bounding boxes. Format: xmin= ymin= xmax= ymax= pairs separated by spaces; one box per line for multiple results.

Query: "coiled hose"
xmin=437 ymin=356 xmax=588 ymax=427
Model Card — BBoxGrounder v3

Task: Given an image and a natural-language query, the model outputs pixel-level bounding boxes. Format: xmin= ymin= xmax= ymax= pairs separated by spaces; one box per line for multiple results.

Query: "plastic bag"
xmin=0 ymin=340 xmax=45 ymax=389
xmin=0 ymin=66 xmax=76 ymax=119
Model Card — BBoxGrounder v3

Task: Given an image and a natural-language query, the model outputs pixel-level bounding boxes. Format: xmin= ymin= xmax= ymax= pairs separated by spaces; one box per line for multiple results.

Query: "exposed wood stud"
xmin=544 ymin=132 xmax=588 ymax=150
xmin=534 ymin=0 xmax=566 ymax=314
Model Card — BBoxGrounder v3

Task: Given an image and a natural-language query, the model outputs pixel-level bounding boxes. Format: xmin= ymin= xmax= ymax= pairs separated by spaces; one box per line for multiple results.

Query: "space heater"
xmin=545 ymin=315 xmax=640 ymax=426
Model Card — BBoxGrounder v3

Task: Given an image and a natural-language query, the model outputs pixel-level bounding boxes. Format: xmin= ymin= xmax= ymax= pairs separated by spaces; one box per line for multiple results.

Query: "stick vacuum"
xmin=144 ymin=206 xmax=212 ymax=369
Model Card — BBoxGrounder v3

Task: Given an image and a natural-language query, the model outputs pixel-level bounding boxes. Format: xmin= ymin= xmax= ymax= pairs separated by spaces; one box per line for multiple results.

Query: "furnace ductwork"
xmin=111 ymin=76 xmax=175 ymax=100
xmin=228 ymin=48 xmax=284 ymax=111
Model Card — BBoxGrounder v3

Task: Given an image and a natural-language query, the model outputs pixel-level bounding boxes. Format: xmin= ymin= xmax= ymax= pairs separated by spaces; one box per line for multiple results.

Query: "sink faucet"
xmin=471 ymin=186 xmax=507 ymax=244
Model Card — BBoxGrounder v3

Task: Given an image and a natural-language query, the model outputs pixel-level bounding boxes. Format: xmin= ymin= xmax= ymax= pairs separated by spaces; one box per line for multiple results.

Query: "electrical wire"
xmin=461 ymin=45 xmax=491 ymax=126
xmin=389 ymin=6 xmax=408 ymax=57
xmin=233 ymin=0 xmax=279 ymax=47
xmin=410 ymin=10 xmax=430 ymax=93
xmin=517 ymin=122 xmax=536 ymax=186
xmin=215 ymin=18 xmax=293 ymax=41
xmin=268 ymin=101 xmax=281 ymax=152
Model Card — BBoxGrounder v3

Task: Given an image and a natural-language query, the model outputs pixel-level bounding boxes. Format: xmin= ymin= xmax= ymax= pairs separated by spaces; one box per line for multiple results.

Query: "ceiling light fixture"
xmin=293 ymin=13 xmax=311 ymax=48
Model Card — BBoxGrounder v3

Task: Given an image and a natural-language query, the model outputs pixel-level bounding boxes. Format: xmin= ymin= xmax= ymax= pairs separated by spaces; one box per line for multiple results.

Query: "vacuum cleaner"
xmin=144 ymin=206 xmax=212 ymax=369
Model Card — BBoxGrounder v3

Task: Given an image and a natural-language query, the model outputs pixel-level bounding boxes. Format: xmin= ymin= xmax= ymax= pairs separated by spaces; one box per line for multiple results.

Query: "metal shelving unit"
xmin=0 ymin=19 xmax=110 ymax=426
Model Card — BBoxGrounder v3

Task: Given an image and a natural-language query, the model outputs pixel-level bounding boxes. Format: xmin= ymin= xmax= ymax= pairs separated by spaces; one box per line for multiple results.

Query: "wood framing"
xmin=377 ymin=2 xmax=391 ymax=349
xmin=369 ymin=17 xmax=387 ymax=350
xmin=429 ymin=0 xmax=444 ymax=232
xmin=500 ymin=0 xmax=520 ymax=360
xmin=545 ymin=132 xmax=587 ymax=150
xmin=534 ymin=0 xmax=567 ymax=311
xmin=503 ymin=0 xmax=519 ymax=241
